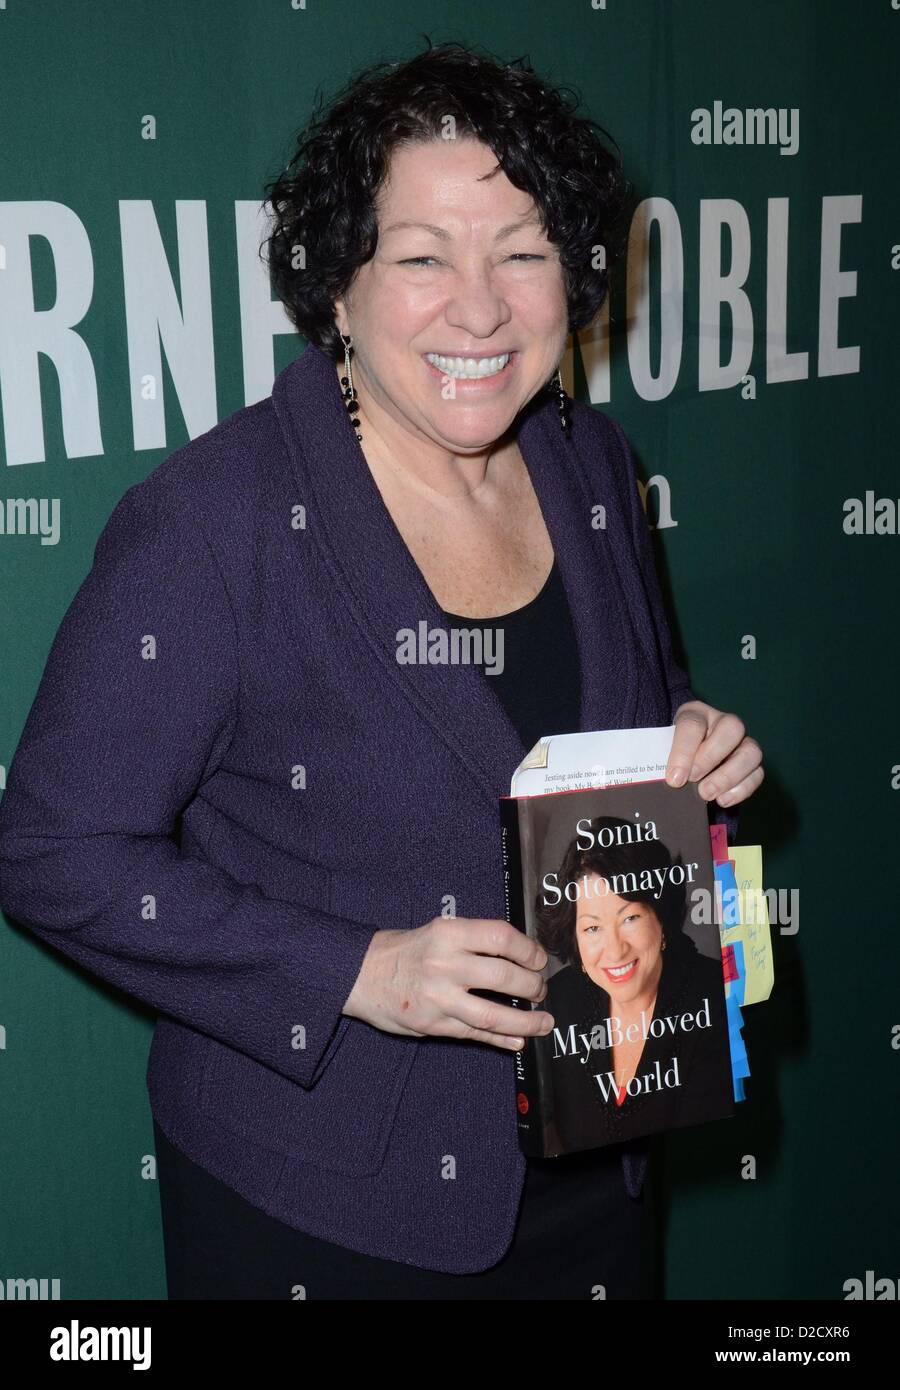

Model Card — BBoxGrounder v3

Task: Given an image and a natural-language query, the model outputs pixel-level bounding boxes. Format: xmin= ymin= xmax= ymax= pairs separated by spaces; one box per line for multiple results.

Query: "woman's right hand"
xmin=342 ymin=919 xmax=555 ymax=1051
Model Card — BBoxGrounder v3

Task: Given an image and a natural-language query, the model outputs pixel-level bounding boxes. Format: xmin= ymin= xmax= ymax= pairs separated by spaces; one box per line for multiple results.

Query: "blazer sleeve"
xmin=606 ymin=416 xmax=741 ymax=845
xmin=0 ymin=479 xmax=378 ymax=1089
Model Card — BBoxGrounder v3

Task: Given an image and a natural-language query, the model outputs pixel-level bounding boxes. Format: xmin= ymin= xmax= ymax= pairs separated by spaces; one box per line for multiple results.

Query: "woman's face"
xmin=574 ymin=874 xmax=665 ymax=1007
xmin=332 ymin=136 xmax=569 ymax=453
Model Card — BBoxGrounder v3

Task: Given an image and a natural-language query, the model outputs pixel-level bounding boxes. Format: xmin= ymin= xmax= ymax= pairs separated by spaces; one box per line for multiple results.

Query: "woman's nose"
xmin=601 ymin=929 xmax=624 ymax=961
xmin=443 ymin=273 xmax=511 ymax=335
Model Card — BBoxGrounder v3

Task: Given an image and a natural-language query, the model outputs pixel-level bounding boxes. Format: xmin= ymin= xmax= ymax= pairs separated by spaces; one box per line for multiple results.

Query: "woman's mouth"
xmin=422 ymin=351 xmax=517 ymax=388
xmin=603 ymin=959 xmax=638 ymax=984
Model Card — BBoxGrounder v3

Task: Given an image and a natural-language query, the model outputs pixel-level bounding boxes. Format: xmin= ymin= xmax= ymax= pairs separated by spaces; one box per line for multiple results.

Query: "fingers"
xmin=445 ymin=1026 xmax=528 ymax=1052
xmin=687 ymin=711 xmax=746 ymax=780
xmin=447 ymin=993 xmax=555 ymax=1046
xmin=429 ymin=919 xmax=555 ymax=1046
xmin=458 ymin=917 xmax=548 ymax=972
xmin=707 ymin=759 xmax=765 ymax=808
xmin=692 ymin=727 xmax=761 ymax=802
xmin=666 ymin=702 xmax=710 ymax=786
xmin=456 ymin=948 xmax=548 ymax=1003
xmin=666 ymin=707 xmax=763 ymax=807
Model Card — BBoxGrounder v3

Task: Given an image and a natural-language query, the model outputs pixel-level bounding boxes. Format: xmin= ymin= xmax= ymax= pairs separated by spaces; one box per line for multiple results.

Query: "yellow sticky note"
xmin=720 ymin=844 xmax=774 ymax=1005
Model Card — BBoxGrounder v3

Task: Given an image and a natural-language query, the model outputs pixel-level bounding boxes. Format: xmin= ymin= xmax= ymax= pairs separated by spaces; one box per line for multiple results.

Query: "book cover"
xmin=499 ymin=729 xmax=735 ymax=1158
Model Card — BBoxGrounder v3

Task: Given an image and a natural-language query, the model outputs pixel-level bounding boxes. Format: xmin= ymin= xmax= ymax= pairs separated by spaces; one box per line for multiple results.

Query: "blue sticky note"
xmin=723 ymin=940 xmax=750 ymax=1100
xmin=715 ymin=860 xmax=742 ymax=927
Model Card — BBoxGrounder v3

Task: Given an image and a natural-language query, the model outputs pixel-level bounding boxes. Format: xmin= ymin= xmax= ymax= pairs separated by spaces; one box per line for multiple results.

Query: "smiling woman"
xmin=0 ymin=37 xmax=761 ymax=1305
xmin=323 ymin=135 xmax=573 ymax=504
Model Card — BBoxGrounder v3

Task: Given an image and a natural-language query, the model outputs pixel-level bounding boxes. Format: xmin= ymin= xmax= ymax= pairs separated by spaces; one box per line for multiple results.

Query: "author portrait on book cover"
xmin=536 ymin=812 xmax=734 ymax=1155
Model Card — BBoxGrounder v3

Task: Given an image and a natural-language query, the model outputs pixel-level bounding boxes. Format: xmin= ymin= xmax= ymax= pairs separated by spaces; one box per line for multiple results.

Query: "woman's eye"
xmin=397 ymin=254 xmax=546 ymax=267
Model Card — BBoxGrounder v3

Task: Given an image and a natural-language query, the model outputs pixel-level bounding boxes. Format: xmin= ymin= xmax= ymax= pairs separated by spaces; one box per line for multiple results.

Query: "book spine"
xmin=499 ymin=797 xmax=547 ymax=1158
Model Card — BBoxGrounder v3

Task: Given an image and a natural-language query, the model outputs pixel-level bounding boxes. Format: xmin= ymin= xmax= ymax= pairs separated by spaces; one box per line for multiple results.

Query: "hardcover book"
xmin=499 ymin=726 xmax=735 ymax=1158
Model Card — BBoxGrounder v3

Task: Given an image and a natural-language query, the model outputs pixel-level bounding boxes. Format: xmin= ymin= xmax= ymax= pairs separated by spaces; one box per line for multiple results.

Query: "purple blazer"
xmin=0 ymin=342 xmax=735 ymax=1274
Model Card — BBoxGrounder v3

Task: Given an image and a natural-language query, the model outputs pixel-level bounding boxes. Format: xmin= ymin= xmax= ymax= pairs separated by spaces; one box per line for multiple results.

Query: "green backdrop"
xmin=1 ymin=0 xmax=897 ymax=1299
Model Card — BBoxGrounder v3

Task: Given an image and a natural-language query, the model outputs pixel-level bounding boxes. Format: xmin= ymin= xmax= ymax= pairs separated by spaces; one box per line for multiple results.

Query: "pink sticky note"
xmin=710 ymin=823 xmax=729 ymax=863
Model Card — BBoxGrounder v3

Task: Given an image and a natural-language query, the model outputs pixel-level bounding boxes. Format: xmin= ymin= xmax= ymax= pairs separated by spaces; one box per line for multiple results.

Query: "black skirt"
xmin=152 ymin=1118 xmax=655 ymax=1300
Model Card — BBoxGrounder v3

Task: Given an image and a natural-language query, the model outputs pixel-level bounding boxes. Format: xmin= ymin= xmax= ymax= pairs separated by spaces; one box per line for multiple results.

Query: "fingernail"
xmin=669 ymin=768 xmax=686 ymax=787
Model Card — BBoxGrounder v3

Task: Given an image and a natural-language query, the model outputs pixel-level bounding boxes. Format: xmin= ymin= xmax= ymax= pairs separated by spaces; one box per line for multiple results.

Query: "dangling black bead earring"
xmin=550 ymin=366 xmax=571 ymax=439
xmin=340 ymin=333 xmax=362 ymax=446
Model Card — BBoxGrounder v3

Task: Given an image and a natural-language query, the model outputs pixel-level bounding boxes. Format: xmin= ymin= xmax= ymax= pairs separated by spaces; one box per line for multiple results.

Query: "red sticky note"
xmin=722 ymin=943 xmax=739 ymax=984
xmin=710 ymin=823 xmax=729 ymax=863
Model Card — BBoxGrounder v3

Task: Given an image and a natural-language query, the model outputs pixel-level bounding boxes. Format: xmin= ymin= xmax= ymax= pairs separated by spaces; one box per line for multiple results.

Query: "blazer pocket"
xmin=197 ymin=855 xmax=419 ymax=1176
xmin=198 ymin=1020 xmax=419 ymax=1176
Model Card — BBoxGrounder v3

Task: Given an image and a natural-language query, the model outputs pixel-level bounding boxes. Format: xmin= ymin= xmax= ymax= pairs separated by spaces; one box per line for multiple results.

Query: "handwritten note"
xmin=718 ymin=844 xmax=773 ymax=1005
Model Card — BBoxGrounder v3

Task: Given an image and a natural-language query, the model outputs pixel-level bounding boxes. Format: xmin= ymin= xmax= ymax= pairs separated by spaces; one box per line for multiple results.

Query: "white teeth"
xmin=607 ymin=962 xmax=635 ymax=977
xmin=426 ymin=353 xmax=510 ymax=379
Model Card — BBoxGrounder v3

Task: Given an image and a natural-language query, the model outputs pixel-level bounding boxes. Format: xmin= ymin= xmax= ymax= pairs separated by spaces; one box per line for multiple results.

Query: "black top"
xmin=440 ymin=559 xmax=582 ymax=752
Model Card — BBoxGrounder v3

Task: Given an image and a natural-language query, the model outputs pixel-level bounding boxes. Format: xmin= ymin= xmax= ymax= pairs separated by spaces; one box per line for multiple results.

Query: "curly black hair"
xmin=535 ymin=815 xmax=689 ymax=968
xmin=260 ymin=39 xmax=631 ymax=362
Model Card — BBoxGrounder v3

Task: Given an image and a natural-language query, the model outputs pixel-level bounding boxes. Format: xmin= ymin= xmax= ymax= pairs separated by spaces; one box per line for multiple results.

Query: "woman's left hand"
xmin=665 ymin=701 xmax=764 ymax=808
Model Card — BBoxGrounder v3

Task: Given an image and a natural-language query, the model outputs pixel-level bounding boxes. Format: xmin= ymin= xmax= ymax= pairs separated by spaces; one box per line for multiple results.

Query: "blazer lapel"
xmin=272 ymin=343 xmax=643 ymax=812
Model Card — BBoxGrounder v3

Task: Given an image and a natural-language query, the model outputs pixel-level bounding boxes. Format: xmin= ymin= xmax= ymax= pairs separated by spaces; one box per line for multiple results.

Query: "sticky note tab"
xmin=722 ymin=943 xmax=740 ymax=985
xmin=722 ymin=939 xmax=750 ymax=1101
xmin=720 ymin=845 xmax=774 ymax=1005
xmin=709 ymin=822 xmax=729 ymax=864
xmin=714 ymin=859 xmax=742 ymax=927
